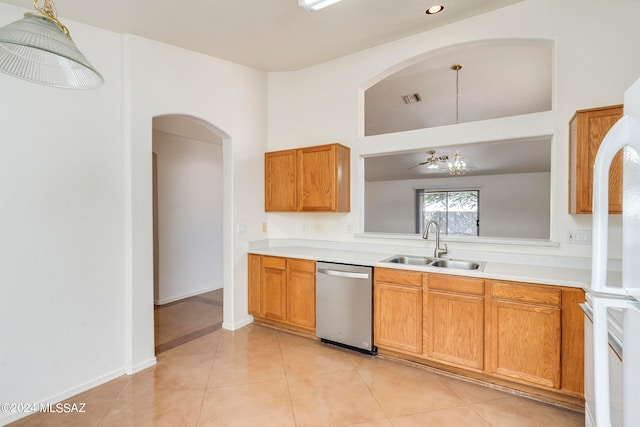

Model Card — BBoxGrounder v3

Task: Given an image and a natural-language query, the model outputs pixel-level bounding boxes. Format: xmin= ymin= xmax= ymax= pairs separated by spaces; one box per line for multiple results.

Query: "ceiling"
xmin=364 ymin=39 xmax=553 ymax=136
xmin=0 ymin=0 xmax=523 ymax=71
xmin=364 ymin=137 xmax=552 ymax=181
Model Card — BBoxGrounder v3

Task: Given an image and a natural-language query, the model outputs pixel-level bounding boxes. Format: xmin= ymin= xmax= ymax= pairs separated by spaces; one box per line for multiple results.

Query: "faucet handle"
xmin=438 ymin=243 xmax=448 ymax=258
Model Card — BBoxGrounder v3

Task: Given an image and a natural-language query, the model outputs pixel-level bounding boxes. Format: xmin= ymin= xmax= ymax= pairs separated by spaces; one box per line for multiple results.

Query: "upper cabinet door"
xmin=265 ymin=143 xmax=350 ymax=213
xmin=265 ymin=149 xmax=297 ymax=212
xmin=569 ymin=105 xmax=623 ymax=214
xmin=298 ymin=144 xmax=336 ymax=211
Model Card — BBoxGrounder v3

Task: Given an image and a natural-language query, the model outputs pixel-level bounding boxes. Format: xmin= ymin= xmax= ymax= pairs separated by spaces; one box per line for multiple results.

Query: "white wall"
xmin=0 ymin=4 xmax=268 ymax=424
xmin=153 ymin=130 xmax=223 ymax=304
xmin=267 ymin=0 xmax=640 ymax=259
xmin=124 ymin=35 xmax=268 ymax=375
xmin=0 ymin=4 xmax=126 ymax=423
xmin=365 ymin=172 xmax=550 ymax=239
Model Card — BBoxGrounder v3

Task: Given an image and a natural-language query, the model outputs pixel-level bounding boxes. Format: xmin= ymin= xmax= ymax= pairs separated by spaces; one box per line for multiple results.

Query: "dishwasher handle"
xmin=317 ymin=268 xmax=370 ymax=280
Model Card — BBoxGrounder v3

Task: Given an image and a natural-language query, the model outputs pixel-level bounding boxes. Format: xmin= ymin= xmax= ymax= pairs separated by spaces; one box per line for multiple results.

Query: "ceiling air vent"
xmin=401 ymin=93 xmax=422 ymax=104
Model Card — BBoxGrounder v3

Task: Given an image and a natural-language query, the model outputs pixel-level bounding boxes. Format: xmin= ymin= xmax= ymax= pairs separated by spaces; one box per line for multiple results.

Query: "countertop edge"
xmin=247 ymin=246 xmax=603 ymax=290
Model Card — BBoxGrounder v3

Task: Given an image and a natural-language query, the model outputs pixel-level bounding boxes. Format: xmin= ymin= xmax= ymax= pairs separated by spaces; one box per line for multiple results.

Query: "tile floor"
xmin=9 ymin=290 xmax=585 ymax=427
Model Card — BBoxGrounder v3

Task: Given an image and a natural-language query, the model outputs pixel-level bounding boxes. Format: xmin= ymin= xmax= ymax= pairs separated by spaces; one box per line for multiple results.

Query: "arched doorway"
xmin=151 ymin=114 xmax=227 ymax=354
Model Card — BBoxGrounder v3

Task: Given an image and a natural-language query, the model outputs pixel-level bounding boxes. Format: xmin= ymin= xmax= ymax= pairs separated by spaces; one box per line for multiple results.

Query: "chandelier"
xmin=0 ymin=0 xmax=103 ymax=89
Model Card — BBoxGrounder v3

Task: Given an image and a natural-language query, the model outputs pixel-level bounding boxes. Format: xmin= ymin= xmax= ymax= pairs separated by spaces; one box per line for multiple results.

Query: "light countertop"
xmin=248 ymin=245 xmax=607 ymax=289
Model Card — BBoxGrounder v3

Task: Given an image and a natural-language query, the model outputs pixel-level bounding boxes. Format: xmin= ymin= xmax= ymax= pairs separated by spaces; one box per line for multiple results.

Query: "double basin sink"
xmin=382 ymin=255 xmax=482 ymax=271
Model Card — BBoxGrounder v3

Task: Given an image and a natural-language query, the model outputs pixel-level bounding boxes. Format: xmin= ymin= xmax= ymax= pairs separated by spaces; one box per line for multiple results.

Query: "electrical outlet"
xmin=567 ymin=229 xmax=592 ymax=245
xmin=261 ymin=222 xmax=267 ymax=232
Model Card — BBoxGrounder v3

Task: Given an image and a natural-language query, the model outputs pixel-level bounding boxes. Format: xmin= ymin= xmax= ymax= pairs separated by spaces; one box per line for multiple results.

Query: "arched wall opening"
xmin=151 ymin=114 xmax=230 ymax=353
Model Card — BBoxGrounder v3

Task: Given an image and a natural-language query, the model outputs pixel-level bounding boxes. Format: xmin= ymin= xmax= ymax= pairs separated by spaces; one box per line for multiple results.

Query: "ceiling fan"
xmin=408 ymin=150 xmax=450 ymax=170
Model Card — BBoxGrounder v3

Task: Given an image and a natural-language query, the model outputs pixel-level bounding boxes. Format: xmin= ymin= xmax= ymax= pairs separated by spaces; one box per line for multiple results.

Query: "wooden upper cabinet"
xmin=297 ymin=144 xmax=350 ymax=212
xmin=265 ymin=143 xmax=350 ymax=212
xmin=265 ymin=149 xmax=297 ymax=211
xmin=569 ymin=104 xmax=623 ymax=214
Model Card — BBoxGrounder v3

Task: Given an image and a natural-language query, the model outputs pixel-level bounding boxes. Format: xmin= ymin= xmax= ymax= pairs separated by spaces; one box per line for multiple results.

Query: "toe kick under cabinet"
xmin=372 ymin=267 xmax=585 ymax=408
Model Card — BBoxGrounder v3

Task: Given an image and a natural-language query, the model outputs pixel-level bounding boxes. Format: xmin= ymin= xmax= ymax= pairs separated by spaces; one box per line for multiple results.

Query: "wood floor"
xmin=9 ymin=288 xmax=585 ymax=426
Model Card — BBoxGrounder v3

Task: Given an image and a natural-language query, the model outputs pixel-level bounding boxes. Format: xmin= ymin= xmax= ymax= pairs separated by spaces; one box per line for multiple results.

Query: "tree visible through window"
xmin=416 ymin=190 xmax=479 ymax=236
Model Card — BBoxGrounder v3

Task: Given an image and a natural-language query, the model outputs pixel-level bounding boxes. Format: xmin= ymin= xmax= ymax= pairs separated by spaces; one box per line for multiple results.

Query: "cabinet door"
xmin=374 ymin=268 xmax=423 ymax=355
xmin=265 ymin=150 xmax=297 ymax=211
xmin=287 ymin=258 xmax=316 ymax=330
xmin=261 ymin=256 xmax=287 ymax=321
xmin=489 ymin=281 xmax=561 ymax=388
xmin=297 ymin=145 xmax=336 ymax=211
xmin=425 ymin=275 xmax=485 ymax=370
xmin=248 ymin=254 xmax=261 ymax=316
xmin=569 ymin=105 xmax=623 ymax=214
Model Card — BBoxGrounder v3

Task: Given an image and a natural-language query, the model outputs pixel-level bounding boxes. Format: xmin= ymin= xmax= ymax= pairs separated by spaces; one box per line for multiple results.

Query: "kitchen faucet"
xmin=422 ymin=220 xmax=448 ymax=258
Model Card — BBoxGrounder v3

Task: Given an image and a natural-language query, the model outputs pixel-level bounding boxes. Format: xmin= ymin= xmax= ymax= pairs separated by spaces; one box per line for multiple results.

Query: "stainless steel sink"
xmin=429 ymin=259 xmax=481 ymax=270
xmin=381 ymin=255 xmax=482 ymax=271
xmin=382 ymin=255 xmax=434 ymax=266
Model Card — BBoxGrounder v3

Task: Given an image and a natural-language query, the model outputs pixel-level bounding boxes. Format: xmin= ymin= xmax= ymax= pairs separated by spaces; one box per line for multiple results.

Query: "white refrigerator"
xmin=583 ymin=77 xmax=640 ymax=427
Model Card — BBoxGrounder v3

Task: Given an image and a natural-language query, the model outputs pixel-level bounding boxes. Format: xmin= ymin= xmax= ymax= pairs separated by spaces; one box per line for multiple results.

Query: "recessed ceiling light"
xmin=426 ymin=4 xmax=445 ymax=15
xmin=299 ymin=0 xmax=343 ymax=12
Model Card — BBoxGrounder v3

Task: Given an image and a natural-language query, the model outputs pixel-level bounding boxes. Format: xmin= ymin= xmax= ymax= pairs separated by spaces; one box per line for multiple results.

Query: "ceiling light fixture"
xmin=299 ymin=0 xmax=344 ymax=12
xmin=426 ymin=5 xmax=445 ymax=15
xmin=447 ymin=64 xmax=468 ymax=176
xmin=448 ymin=151 xmax=467 ymax=176
xmin=408 ymin=150 xmax=449 ymax=170
xmin=0 ymin=0 xmax=103 ymax=89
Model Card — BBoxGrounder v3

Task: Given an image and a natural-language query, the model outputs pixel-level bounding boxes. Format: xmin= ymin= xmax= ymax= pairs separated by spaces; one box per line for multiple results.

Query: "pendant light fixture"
xmin=448 ymin=64 xmax=468 ymax=176
xmin=0 ymin=0 xmax=103 ymax=89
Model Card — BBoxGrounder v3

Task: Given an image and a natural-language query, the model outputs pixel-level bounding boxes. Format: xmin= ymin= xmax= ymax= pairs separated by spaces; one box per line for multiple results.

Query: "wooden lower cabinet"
xmin=248 ymin=254 xmax=261 ymax=315
xmin=248 ymin=254 xmax=316 ymax=333
xmin=374 ymin=268 xmax=423 ymax=355
xmin=424 ymin=274 xmax=485 ymax=370
xmin=261 ymin=256 xmax=288 ymax=321
xmin=487 ymin=280 xmax=585 ymax=396
xmin=287 ymin=258 xmax=316 ymax=329
xmin=489 ymin=286 xmax=561 ymax=388
xmin=372 ymin=267 xmax=585 ymax=406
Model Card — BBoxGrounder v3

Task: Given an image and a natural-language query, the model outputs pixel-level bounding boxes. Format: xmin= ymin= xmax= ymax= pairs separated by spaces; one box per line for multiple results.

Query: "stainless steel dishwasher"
xmin=316 ymin=262 xmax=377 ymax=355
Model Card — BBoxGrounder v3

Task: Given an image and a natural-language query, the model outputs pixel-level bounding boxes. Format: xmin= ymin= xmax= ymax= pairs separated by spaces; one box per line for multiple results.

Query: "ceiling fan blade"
xmin=407 ymin=161 xmax=428 ymax=169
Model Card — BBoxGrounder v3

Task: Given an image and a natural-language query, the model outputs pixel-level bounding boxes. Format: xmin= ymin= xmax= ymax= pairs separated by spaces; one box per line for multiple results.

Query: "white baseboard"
xmin=0 ymin=367 xmax=126 ymax=426
xmin=222 ymin=315 xmax=254 ymax=331
xmin=154 ymin=284 xmax=223 ymax=305
xmin=126 ymin=356 xmax=157 ymax=375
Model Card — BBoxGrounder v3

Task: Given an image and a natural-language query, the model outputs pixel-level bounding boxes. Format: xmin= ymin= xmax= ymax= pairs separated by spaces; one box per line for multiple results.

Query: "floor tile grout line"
xmin=277 ymin=329 xmax=300 ymax=426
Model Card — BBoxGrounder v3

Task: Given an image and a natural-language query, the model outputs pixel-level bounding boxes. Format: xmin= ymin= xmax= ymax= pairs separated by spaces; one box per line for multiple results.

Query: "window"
xmin=416 ymin=190 xmax=479 ymax=236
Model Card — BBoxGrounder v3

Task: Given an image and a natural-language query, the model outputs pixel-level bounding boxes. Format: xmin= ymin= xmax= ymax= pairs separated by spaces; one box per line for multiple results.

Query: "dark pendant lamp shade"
xmin=0 ymin=6 xmax=103 ymax=89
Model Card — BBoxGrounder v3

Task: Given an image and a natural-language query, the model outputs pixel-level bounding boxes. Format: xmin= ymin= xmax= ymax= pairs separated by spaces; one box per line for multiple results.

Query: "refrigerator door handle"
xmin=592 ymin=114 xmax=639 ymax=296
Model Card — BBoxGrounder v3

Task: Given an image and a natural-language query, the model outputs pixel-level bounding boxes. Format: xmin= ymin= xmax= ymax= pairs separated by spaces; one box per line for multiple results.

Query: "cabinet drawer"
xmin=490 ymin=281 xmax=561 ymax=307
xmin=427 ymin=274 xmax=484 ymax=296
xmin=262 ymin=256 xmax=286 ymax=270
xmin=375 ymin=267 xmax=423 ymax=287
xmin=288 ymin=258 xmax=316 ymax=273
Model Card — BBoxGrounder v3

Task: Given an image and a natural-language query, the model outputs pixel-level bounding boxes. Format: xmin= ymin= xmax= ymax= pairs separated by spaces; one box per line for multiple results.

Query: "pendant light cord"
xmin=33 ymin=0 xmax=70 ymax=37
xmin=451 ymin=64 xmax=462 ymax=124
